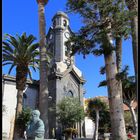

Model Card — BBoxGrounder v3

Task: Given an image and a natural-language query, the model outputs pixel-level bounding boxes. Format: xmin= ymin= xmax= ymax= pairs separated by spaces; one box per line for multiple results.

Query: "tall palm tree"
xmin=124 ymin=1 xmax=138 ymax=137
xmin=99 ymin=67 xmax=137 ymax=134
xmin=125 ymin=0 xmax=138 ymax=79
xmin=87 ymin=98 xmax=107 ymax=140
xmin=122 ymin=75 xmax=137 ymax=134
xmin=3 ymin=33 xmax=39 ymax=115
xmin=36 ymin=0 xmax=49 ymax=138
xmin=2 ymin=33 xmax=39 ymax=139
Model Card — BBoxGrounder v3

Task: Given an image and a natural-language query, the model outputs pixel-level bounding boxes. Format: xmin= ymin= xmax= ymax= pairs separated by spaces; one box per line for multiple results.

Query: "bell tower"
xmin=47 ymin=11 xmax=74 ymax=73
xmin=46 ymin=11 xmax=85 ymax=139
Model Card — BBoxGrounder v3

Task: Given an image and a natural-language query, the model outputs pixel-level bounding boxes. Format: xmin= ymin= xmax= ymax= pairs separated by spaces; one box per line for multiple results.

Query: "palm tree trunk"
xmin=125 ymin=2 xmax=138 ymax=138
xmin=115 ymin=36 xmax=124 ymax=105
xmin=15 ymin=65 xmax=28 ymax=116
xmin=116 ymin=37 xmax=122 ymax=73
xmin=13 ymin=90 xmax=24 ymax=140
xmin=129 ymin=106 xmax=137 ymax=134
xmin=16 ymin=90 xmax=24 ymax=116
xmin=104 ymin=51 xmax=127 ymax=140
xmin=38 ymin=2 xmax=49 ymax=138
xmin=125 ymin=0 xmax=138 ymax=77
xmin=93 ymin=110 xmax=99 ymax=140
xmin=131 ymin=15 xmax=138 ymax=78
xmin=125 ymin=102 xmax=137 ymax=134
xmin=131 ymin=14 xmax=138 ymax=139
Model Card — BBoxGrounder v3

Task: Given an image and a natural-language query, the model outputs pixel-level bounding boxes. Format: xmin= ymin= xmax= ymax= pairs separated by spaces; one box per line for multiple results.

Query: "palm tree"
xmin=2 ymin=32 xmax=39 ymax=138
xmin=3 ymin=33 xmax=39 ymax=115
xmin=36 ymin=0 xmax=49 ymax=138
xmin=87 ymin=98 xmax=107 ymax=140
xmin=122 ymin=75 xmax=137 ymax=134
xmin=124 ymin=1 xmax=138 ymax=137
xmin=125 ymin=0 xmax=138 ymax=79
xmin=99 ymin=66 xmax=137 ymax=134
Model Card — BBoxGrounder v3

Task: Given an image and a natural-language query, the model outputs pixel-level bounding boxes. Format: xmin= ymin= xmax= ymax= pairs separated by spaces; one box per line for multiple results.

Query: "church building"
xmin=46 ymin=11 xmax=86 ymax=138
xmin=2 ymin=11 xmax=86 ymax=139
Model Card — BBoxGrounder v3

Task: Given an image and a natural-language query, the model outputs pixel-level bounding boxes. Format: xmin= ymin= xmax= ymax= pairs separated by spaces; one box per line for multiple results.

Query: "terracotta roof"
xmin=123 ymin=102 xmax=137 ymax=111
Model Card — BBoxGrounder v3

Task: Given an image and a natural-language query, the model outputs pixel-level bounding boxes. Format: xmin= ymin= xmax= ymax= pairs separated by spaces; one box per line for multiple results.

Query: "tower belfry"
xmin=46 ymin=11 xmax=86 ymax=138
xmin=47 ymin=11 xmax=74 ymax=73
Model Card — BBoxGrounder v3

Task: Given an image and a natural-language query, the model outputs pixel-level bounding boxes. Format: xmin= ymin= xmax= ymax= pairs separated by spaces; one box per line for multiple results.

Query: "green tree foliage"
xmin=2 ymin=33 xmax=39 ymax=114
xmin=66 ymin=0 xmax=131 ymax=57
xmin=121 ymin=71 xmax=137 ymax=134
xmin=86 ymin=97 xmax=109 ymax=139
xmin=99 ymin=65 xmax=136 ymax=106
xmin=57 ymin=97 xmax=85 ymax=129
xmin=88 ymin=109 xmax=111 ymax=133
xmin=2 ymin=33 xmax=39 ymax=139
xmin=99 ymin=66 xmax=137 ymax=134
xmin=15 ymin=107 xmax=32 ymax=137
xmin=66 ymin=0 xmax=132 ymax=139
xmin=2 ymin=33 xmax=39 ymax=87
xmin=124 ymin=111 xmax=133 ymax=132
xmin=125 ymin=0 xmax=138 ymax=79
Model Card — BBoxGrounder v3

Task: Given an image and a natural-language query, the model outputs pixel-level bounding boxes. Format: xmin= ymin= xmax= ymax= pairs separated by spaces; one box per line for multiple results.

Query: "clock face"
xmin=64 ymin=32 xmax=70 ymax=39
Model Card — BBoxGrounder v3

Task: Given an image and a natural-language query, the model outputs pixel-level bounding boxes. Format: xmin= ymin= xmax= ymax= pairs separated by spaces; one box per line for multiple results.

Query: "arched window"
xmin=67 ymin=90 xmax=73 ymax=97
xmin=63 ymin=20 xmax=67 ymax=27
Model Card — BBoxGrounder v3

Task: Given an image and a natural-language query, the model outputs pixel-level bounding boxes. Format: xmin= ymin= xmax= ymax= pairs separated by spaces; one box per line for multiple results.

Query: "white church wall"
xmin=85 ymin=117 xmax=95 ymax=138
xmin=2 ymin=81 xmax=39 ymax=139
xmin=2 ymin=83 xmax=17 ymax=139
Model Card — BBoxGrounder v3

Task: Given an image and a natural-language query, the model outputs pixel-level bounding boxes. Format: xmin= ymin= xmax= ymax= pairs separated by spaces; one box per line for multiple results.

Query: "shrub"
xmin=57 ymin=97 xmax=85 ymax=128
xmin=15 ymin=107 xmax=32 ymax=137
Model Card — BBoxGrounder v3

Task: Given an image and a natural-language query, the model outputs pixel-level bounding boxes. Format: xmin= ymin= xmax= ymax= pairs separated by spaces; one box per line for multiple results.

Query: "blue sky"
xmin=2 ymin=0 xmax=134 ymax=98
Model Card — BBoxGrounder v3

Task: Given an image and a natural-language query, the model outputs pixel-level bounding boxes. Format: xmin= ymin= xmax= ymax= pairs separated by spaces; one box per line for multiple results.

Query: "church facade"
xmin=2 ymin=11 xmax=86 ymax=139
xmin=46 ymin=11 xmax=86 ymax=138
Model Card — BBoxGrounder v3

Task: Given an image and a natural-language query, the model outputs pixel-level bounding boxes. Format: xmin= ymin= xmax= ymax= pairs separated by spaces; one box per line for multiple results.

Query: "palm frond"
xmin=8 ymin=64 xmax=16 ymax=74
xmin=92 ymin=49 xmax=104 ymax=56
xmin=100 ymin=66 xmax=106 ymax=75
xmin=21 ymin=32 xmax=27 ymax=41
xmin=3 ymin=33 xmax=39 ymax=80
xmin=26 ymin=43 xmax=39 ymax=56
xmin=5 ymin=34 xmax=19 ymax=49
xmin=30 ymin=51 xmax=40 ymax=58
xmin=28 ymin=68 xmax=33 ymax=81
xmin=31 ymin=62 xmax=38 ymax=68
xmin=31 ymin=66 xmax=37 ymax=72
xmin=98 ymin=80 xmax=107 ymax=87
xmin=2 ymin=62 xmax=13 ymax=66
xmin=30 ymin=58 xmax=40 ymax=63
xmin=26 ymin=34 xmax=36 ymax=46
xmin=2 ymin=49 xmax=14 ymax=58
xmin=2 ymin=42 xmax=14 ymax=53
xmin=127 ymin=76 xmax=135 ymax=82
xmin=3 ymin=54 xmax=15 ymax=61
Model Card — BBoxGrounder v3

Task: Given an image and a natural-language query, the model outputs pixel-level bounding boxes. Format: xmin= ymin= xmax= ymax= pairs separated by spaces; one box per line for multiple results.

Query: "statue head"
xmin=31 ymin=110 xmax=40 ymax=122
